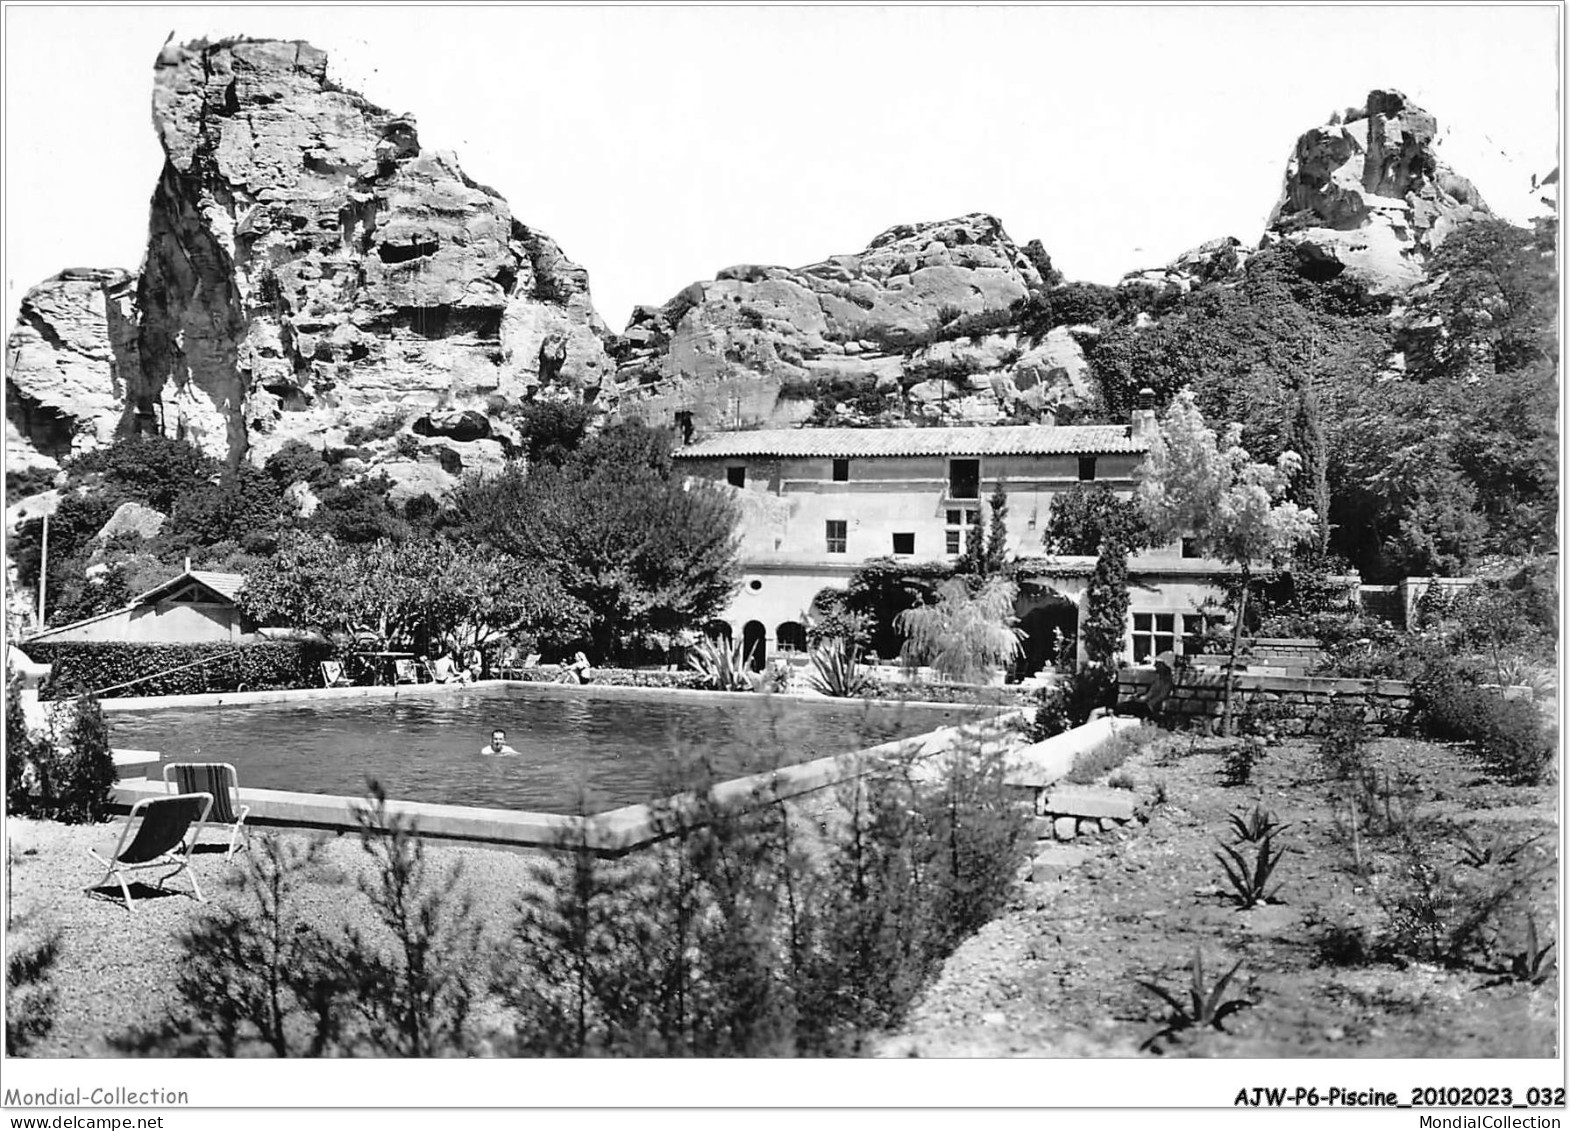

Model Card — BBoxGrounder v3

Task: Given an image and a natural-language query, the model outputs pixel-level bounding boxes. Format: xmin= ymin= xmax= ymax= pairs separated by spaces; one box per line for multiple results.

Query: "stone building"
xmin=672 ymin=397 xmax=1233 ymax=673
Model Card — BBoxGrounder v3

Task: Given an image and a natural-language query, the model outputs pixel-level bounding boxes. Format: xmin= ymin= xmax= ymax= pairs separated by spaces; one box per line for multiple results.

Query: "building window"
xmin=832 ymin=458 xmax=850 ymax=482
xmin=726 ymin=465 xmax=746 ymax=488
xmin=826 ymin=520 xmax=847 ymax=554
xmin=892 ymin=532 xmax=915 ymax=556
xmin=1181 ymin=613 xmax=1213 ymax=655
xmin=1181 ymin=537 xmax=1202 ymax=558
xmin=1131 ymin=611 xmax=1176 ymax=662
xmin=949 ymin=458 xmax=980 ymax=499
xmin=945 ymin=508 xmax=981 ymax=555
xmin=1078 ymin=456 xmax=1097 ymax=481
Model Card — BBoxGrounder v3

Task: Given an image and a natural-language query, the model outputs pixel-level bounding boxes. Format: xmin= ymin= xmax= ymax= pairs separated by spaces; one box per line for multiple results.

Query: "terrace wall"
xmin=1117 ymin=667 xmax=1414 ymax=736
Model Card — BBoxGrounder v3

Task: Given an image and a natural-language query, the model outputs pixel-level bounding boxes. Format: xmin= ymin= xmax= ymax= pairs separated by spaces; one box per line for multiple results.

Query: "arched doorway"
xmin=704 ymin=620 xmax=733 ymax=646
xmin=1017 ymin=593 xmax=1078 ymax=679
xmin=742 ymin=620 xmax=767 ymax=672
xmin=775 ymin=621 xmax=807 ymax=653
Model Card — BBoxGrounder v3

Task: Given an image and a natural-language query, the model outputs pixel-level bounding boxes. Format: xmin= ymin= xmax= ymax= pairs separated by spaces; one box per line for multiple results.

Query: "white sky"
xmin=3 ymin=5 xmax=1562 ymax=337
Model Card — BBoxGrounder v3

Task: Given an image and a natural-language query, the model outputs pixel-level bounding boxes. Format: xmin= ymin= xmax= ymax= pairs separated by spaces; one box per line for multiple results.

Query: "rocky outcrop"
xmin=139 ymin=37 xmax=615 ymax=469
xmin=1265 ymin=89 xmax=1490 ymax=293
xmin=7 ymin=37 xmax=615 ymax=481
xmin=613 ymin=213 xmax=1094 ymax=428
xmin=5 ymin=269 xmax=140 ymax=472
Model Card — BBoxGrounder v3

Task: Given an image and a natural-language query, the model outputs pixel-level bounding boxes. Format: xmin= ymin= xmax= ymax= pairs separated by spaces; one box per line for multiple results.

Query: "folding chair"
xmin=321 ymin=660 xmax=352 ymax=688
xmin=85 ymin=793 xmax=213 ymax=912
xmin=164 ymin=762 xmax=251 ymax=860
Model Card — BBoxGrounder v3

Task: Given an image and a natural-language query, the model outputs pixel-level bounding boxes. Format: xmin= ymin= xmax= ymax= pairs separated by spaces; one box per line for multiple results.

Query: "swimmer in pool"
xmin=481 ymin=728 xmax=519 ymax=756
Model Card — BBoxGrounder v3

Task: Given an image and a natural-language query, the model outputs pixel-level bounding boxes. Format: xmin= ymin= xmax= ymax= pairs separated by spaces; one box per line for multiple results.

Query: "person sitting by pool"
xmin=431 ymin=649 xmax=462 ymax=684
xmin=481 ymin=728 xmax=519 ymax=756
xmin=566 ymin=651 xmax=593 ymax=684
xmin=464 ymin=646 xmax=484 ymax=682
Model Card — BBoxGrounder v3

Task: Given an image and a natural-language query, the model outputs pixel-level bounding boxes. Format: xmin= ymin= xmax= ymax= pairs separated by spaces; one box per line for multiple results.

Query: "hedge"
xmin=29 ymin=641 xmax=334 ymax=700
xmin=501 ymin=666 xmax=714 ymax=691
xmin=859 ymin=679 xmax=1031 ymax=707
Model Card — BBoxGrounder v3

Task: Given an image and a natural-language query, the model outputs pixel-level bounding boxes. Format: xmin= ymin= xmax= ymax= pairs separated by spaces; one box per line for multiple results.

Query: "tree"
xmin=894 ymin=576 xmax=1025 ymax=684
xmin=1081 ymin=544 xmax=1130 ymax=668
xmin=1042 ymin=483 xmax=1151 ymax=555
xmin=1136 ymin=389 xmax=1317 ymax=734
xmin=237 ymin=533 xmax=587 ymax=654
xmin=450 ymin=422 xmax=742 ymax=658
xmin=983 ymin=479 xmax=1009 ymax=576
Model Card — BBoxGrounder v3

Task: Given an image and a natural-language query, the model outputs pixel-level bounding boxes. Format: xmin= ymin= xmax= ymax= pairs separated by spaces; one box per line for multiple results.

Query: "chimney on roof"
xmin=675 ymin=410 xmax=695 ymax=445
xmin=1131 ymin=388 xmax=1157 ymax=441
xmin=184 ymin=556 xmax=191 ymax=573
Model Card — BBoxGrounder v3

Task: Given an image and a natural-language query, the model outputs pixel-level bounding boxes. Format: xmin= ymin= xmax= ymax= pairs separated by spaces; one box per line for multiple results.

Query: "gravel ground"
xmin=4 ymin=818 xmax=543 ymax=1056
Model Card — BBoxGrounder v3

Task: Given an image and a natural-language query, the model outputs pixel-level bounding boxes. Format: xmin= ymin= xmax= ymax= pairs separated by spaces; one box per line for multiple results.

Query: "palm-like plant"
xmin=685 ymin=635 xmax=755 ymax=692
xmin=894 ymin=576 xmax=1025 ymax=684
xmin=1138 ymin=950 xmax=1251 ymax=1052
xmin=806 ymin=639 xmax=873 ymax=698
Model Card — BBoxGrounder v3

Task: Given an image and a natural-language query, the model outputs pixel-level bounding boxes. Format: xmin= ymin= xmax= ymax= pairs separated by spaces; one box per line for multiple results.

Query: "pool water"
xmin=108 ymin=685 xmax=981 ymax=813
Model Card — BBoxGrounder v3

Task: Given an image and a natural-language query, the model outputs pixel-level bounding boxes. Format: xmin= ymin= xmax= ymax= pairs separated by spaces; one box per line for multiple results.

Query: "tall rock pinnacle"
xmin=1265 ymin=89 xmax=1491 ymax=293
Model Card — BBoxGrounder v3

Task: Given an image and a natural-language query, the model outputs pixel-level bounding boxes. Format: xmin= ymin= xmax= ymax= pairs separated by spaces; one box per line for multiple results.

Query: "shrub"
xmin=1137 ymin=950 xmax=1251 ymax=1053
xmin=42 ymin=696 xmax=117 ymax=824
xmin=1374 ymin=821 xmax=1540 ymax=968
xmin=6 ymin=678 xmax=116 ymax=825
xmin=1064 ymin=663 xmax=1117 ymax=726
xmin=686 ymin=636 xmax=755 ymax=692
xmin=1417 ymin=678 xmax=1555 ymax=785
xmin=115 ymin=835 xmax=355 ymax=1056
xmin=1028 ymin=684 xmax=1070 ymax=740
xmin=30 ymin=641 xmax=333 ymax=699
xmin=498 ymin=733 xmax=1030 ymax=1056
xmin=806 ymin=640 xmax=873 ymax=698
xmin=1064 ymin=732 xmax=1136 ymax=785
xmin=5 ymin=916 xmax=60 ymax=1056
xmin=343 ymin=785 xmax=486 ymax=1056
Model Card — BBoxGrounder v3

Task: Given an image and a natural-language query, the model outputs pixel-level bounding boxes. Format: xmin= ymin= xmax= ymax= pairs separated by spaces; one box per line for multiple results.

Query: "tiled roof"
xmin=673 ymin=425 xmax=1148 ymax=459
xmin=133 ymin=570 xmax=246 ymax=605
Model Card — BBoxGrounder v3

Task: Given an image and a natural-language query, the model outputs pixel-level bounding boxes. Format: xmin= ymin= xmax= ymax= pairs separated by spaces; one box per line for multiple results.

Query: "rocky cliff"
xmin=7 ymin=60 xmax=1503 ymax=488
xmin=7 ymin=37 xmax=615 ymax=491
xmin=6 ymin=269 xmax=140 ymax=473
xmin=1264 ymin=89 xmax=1490 ymax=293
xmin=613 ymin=212 xmax=1096 ymax=429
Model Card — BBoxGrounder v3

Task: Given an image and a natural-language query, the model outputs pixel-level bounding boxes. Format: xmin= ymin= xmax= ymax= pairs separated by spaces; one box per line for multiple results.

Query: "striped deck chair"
xmin=164 ymin=762 xmax=251 ymax=860
xmin=85 ymin=793 xmax=213 ymax=912
xmin=321 ymin=660 xmax=352 ymax=688
xmin=393 ymin=658 xmax=419 ymax=684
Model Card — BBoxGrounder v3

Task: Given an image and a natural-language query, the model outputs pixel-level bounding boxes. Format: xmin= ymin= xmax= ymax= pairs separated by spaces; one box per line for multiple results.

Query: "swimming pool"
xmin=107 ymin=684 xmax=983 ymax=813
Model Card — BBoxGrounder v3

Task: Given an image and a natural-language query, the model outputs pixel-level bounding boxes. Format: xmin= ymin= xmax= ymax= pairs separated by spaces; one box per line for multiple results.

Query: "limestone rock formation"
xmin=6 ymin=269 xmax=140 ymax=472
xmin=6 ymin=37 xmax=614 ymax=483
xmin=1265 ymin=89 xmax=1490 ymax=293
xmin=613 ymin=212 xmax=1093 ymax=428
xmin=140 ymin=37 xmax=615 ymax=468
xmin=95 ymin=501 xmax=167 ymax=542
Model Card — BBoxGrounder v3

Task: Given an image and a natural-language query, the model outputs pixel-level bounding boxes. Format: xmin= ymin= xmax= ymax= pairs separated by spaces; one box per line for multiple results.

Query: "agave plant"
xmin=685 ymin=635 xmax=755 ymax=692
xmin=1509 ymin=914 xmax=1557 ymax=985
xmin=1215 ymin=832 xmax=1288 ymax=909
xmin=1137 ymin=949 xmax=1251 ymax=1052
xmin=1227 ymin=806 xmax=1294 ymax=844
xmin=806 ymin=639 xmax=873 ymax=698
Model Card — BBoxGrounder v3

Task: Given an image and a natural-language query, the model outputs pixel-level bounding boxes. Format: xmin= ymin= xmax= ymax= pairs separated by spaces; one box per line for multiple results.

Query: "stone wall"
xmin=1118 ymin=667 xmax=1414 ymax=736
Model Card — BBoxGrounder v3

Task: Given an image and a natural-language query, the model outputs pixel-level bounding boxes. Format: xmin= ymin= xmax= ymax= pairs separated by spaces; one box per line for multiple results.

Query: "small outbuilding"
xmin=25 ymin=569 xmax=251 ymax=645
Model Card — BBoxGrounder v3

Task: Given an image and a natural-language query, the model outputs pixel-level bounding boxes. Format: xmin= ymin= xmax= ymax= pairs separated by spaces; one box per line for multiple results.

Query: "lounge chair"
xmin=164 ymin=762 xmax=251 ymax=861
xmin=393 ymin=659 xmax=420 ymax=684
xmin=320 ymin=660 xmax=352 ymax=688
xmin=85 ymin=793 xmax=213 ymax=912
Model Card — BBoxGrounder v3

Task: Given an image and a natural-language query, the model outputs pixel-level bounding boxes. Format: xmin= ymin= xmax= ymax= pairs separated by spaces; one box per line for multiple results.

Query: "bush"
xmin=5 ymin=919 xmax=60 ymax=1055
xmin=6 ymin=677 xmax=116 ymax=824
xmin=1028 ymin=684 xmax=1070 ymax=740
xmin=29 ymin=641 xmax=333 ymax=700
xmin=499 ymin=734 xmax=1031 ymax=1056
xmin=1415 ymin=664 xmax=1555 ymax=786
